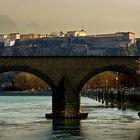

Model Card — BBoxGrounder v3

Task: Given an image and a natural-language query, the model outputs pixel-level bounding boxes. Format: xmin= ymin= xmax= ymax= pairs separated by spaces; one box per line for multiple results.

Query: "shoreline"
xmin=0 ymin=91 xmax=52 ymax=96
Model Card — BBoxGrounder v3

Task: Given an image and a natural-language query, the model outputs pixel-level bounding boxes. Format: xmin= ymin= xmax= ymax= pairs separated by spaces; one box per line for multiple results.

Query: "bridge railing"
xmin=81 ymin=88 xmax=128 ymax=109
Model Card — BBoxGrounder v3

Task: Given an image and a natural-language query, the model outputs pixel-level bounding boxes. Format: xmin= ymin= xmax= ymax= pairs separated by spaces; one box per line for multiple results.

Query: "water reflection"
xmin=138 ymin=131 xmax=140 ymax=140
xmin=52 ymin=119 xmax=84 ymax=139
xmin=0 ymin=96 xmax=139 ymax=140
xmin=53 ymin=119 xmax=80 ymax=130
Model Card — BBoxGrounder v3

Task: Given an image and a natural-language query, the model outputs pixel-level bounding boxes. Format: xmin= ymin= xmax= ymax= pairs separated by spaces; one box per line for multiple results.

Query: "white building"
xmin=66 ymin=30 xmax=86 ymax=37
xmin=4 ymin=39 xmax=15 ymax=47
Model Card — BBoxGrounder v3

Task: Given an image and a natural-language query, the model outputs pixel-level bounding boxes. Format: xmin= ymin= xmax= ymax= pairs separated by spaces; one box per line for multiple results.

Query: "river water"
xmin=0 ymin=96 xmax=139 ymax=140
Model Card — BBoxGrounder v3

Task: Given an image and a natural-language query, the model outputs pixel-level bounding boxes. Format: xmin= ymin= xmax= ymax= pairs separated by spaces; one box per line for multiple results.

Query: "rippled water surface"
xmin=0 ymin=96 xmax=139 ymax=140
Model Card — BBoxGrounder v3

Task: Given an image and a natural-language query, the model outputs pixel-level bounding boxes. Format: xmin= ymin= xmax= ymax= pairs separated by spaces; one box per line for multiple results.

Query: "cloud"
xmin=0 ymin=14 xmax=16 ymax=29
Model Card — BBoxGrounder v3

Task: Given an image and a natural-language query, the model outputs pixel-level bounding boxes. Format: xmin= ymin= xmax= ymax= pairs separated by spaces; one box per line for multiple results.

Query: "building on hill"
xmin=4 ymin=39 xmax=15 ymax=47
xmin=136 ymin=38 xmax=140 ymax=55
xmin=20 ymin=34 xmax=47 ymax=40
xmin=87 ymin=47 xmax=107 ymax=56
xmin=0 ymin=34 xmax=8 ymax=42
xmin=10 ymin=33 xmax=20 ymax=40
xmin=0 ymin=31 xmax=137 ymax=56
xmin=65 ymin=30 xmax=86 ymax=37
xmin=89 ymin=32 xmax=136 ymax=56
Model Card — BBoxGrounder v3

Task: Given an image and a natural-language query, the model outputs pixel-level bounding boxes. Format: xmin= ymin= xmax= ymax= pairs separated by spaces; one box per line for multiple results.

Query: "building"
xmin=20 ymin=34 xmax=47 ymax=40
xmin=136 ymin=38 xmax=140 ymax=55
xmin=87 ymin=47 xmax=107 ymax=56
xmin=10 ymin=33 xmax=20 ymax=40
xmin=0 ymin=34 xmax=8 ymax=42
xmin=72 ymin=44 xmax=88 ymax=55
xmin=4 ymin=39 xmax=15 ymax=47
xmin=65 ymin=30 xmax=86 ymax=37
xmin=90 ymin=32 xmax=136 ymax=56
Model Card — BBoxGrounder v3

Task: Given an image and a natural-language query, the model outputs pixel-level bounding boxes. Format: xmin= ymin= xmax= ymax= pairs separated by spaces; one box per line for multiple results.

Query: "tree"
xmin=83 ymin=71 xmax=135 ymax=89
xmin=14 ymin=72 xmax=49 ymax=91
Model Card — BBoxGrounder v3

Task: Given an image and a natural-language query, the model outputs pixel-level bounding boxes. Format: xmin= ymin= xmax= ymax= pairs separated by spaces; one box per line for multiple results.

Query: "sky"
xmin=0 ymin=0 xmax=140 ymax=37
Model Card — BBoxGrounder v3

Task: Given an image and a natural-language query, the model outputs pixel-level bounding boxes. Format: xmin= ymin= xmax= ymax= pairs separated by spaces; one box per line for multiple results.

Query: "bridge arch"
xmin=0 ymin=65 xmax=56 ymax=90
xmin=77 ymin=64 xmax=138 ymax=95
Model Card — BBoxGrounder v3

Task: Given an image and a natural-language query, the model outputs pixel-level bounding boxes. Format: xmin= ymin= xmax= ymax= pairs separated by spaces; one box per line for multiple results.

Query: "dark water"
xmin=0 ymin=96 xmax=139 ymax=140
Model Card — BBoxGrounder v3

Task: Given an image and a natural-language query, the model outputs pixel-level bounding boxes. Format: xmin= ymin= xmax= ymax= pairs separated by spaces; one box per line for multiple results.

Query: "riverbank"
xmin=0 ymin=91 xmax=52 ymax=96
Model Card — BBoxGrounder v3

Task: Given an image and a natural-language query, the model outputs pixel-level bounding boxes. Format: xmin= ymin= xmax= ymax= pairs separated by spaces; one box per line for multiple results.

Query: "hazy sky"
xmin=0 ymin=0 xmax=140 ymax=36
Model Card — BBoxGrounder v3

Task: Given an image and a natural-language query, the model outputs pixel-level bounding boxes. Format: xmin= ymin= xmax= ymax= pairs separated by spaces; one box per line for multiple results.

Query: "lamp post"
xmin=115 ymin=76 xmax=118 ymax=92
xmin=105 ymin=79 xmax=109 ymax=105
xmin=116 ymin=73 xmax=121 ymax=109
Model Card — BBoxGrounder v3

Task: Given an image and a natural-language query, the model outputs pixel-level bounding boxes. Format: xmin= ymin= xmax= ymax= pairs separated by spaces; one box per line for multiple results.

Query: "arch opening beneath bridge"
xmin=0 ymin=70 xmax=53 ymax=118
xmin=78 ymin=65 xmax=138 ymax=96
xmin=82 ymin=71 xmax=136 ymax=91
xmin=78 ymin=65 xmax=139 ymax=112
xmin=0 ymin=65 xmax=56 ymax=91
xmin=0 ymin=71 xmax=53 ymax=94
xmin=0 ymin=65 xmax=55 ymax=109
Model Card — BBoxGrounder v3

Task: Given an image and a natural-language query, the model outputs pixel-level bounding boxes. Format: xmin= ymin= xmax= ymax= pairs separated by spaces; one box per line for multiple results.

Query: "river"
xmin=0 ymin=96 xmax=139 ymax=140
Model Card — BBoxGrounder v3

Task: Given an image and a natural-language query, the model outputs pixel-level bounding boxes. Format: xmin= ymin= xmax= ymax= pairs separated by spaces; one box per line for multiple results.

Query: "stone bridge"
xmin=0 ymin=56 xmax=139 ymax=119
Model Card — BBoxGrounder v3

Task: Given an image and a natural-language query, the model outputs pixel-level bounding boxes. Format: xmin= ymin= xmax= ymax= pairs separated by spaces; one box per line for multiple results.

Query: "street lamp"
xmin=116 ymin=76 xmax=118 ymax=92
xmin=105 ymin=79 xmax=108 ymax=88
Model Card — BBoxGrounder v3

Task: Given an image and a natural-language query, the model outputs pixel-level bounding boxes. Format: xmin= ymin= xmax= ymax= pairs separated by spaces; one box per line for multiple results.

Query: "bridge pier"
xmin=101 ymin=91 xmax=104 ymax=104
xmin=110 ymin=91 xmax=114 ymax=107
xmin=98 ymin=91 xmax=101 ymax=102
xmin=104 ymin=91 xmax=109 ymax=105
xmin=117 ymin=91 xmax=122 ymax=109
xmin=46 ymin=77 xmax=88 ymax=119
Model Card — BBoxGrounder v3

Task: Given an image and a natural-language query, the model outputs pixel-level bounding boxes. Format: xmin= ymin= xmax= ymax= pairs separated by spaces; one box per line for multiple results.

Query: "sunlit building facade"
xmin=88 ymin=32 xmax=136 ymax=56
xmin=65 ymin=30 xmax=86 ymax=37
